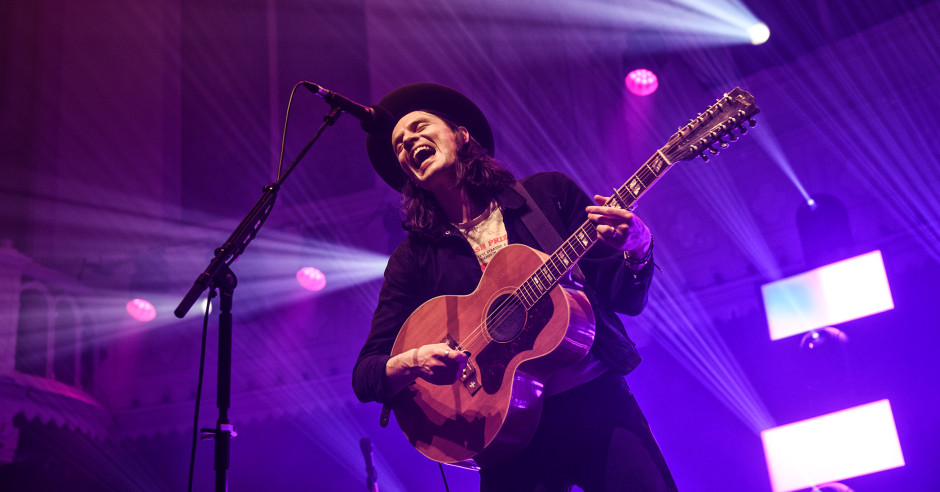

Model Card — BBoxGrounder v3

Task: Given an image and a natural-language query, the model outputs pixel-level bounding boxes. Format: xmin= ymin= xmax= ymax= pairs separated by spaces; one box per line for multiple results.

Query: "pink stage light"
xmin=761 ymin=250 xmax=893 ymax=340
xmin=297 ymin=267 xmax=327 ymax=291
xmin=625 ymin=68 xmax=659 ymax=96
xmin=761 ymin=400 xmax=904 ymax=492
xmin=126 ymin=298 xmax=157 ymax=322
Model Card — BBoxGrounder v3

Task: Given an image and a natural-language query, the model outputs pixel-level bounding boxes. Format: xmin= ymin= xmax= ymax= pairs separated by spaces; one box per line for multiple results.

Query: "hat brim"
xmin=366 ymin=83 xmax=494 ymax=191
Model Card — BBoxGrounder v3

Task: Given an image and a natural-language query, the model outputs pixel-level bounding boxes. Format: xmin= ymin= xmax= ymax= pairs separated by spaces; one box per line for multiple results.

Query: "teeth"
xmin=412 ymin=145 xmax=431 ymax=161
xmin=412 ymin=145 xmax=434 ymax=164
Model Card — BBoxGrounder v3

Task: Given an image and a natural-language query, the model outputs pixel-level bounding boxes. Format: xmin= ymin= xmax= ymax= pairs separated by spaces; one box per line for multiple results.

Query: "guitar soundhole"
xmin=485 ymin=294 xmax=526 ymax=342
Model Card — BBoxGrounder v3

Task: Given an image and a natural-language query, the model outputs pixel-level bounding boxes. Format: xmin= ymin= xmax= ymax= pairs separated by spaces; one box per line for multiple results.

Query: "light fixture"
xmin=126 ymin=298 xmax=156 ymax=322
xmin=297 ymin=267 xmax=327 ymax=292
xmin=625 ymin=68 xmax=659 ymax=96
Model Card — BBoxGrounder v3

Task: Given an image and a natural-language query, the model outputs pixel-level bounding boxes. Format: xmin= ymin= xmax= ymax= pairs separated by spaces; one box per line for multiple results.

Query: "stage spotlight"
xmin=297 ymin=266 xmax=327 ymax=292
xmin=126 ymin=298 xmax=156 ymax=322
xmin=747 ymin=22 xmax=770 ymax=45
xmin=813 ymin=483 xmax=855 ymax=492
xmin=625 ymin=68 xmax=658 ymax=96
xmin=799 ymin=326 xmax=847 ymax=351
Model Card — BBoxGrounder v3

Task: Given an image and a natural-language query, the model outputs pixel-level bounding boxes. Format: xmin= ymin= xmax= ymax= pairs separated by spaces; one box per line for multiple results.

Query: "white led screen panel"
xmin=761 ymin=399 xmax=904 ymax=492
xmin=761 ymin=250 xmax=893 ymax=340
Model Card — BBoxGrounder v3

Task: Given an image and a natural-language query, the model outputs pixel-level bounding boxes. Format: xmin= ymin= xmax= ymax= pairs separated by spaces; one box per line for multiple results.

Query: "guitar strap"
xmin=512 ymin=181 xmax=587 ymax=285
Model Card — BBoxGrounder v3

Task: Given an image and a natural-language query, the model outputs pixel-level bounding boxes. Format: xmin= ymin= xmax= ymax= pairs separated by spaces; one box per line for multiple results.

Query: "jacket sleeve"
xmin=541 ymin=172 xmax=654 ymax=316
xmin=351 ymin=239 xmax=426 ymax=403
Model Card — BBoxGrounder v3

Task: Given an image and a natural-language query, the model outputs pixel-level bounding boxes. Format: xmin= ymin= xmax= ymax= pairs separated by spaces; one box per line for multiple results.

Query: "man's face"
xmin=391 ymin=111 xmax=468 ymax=191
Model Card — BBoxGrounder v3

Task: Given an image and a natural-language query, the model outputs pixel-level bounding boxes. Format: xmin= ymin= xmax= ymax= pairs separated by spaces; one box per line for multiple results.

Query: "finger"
xmin=606 ymin=224 xmax=622 ymax=240
xmin=440 ymin=347 xmax=469 ymax=361
xmin=586 ymin=205 xmax=634 ymax=221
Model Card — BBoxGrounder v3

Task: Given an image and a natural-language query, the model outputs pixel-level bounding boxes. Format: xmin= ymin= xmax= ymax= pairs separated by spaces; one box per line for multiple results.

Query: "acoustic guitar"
xmin=389 ymin=87 xmax=760 ymax=469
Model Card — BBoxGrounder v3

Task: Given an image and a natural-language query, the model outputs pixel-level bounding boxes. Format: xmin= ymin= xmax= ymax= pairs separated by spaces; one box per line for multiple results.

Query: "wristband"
xmin=624 ymin=235 xmax=653 ymax=266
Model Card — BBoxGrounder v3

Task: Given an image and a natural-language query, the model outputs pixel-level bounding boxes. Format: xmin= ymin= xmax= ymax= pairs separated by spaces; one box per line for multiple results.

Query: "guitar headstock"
xmin=662 ymin=87 xmax=759 ymax=164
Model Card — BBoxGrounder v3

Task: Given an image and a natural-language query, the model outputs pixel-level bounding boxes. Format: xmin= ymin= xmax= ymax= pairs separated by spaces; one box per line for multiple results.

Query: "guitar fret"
xmin=558 ymin=248 xmax=570 ymax=267
xmin=533 ymin=276 xmax=543 ymax=296
xmin=532 ymin=273 xmax=545 ymax=295
xmin=607 ymin=190 xmax=622 ymax=209
xmin=563 ymin=243 xmax=576 ymax=259
xmin=519 ymin=282 xmax=534 ymax=307
xmin=626 ymin=177 xmax=645 ymax=197
xmin=619 ymin=185 xmax=635 ymax=202
xmin=612 ymin=188 xmax=632 ymax=210
xmin=639 ymin=164 xmax=658 ymax=187
xmin=652 ymin=151 xmax=670 ymax=172
xmin=567 ymin=242 xmax=584 ymax=260
xmin=576 ymin=230 xmax=591 ymax=247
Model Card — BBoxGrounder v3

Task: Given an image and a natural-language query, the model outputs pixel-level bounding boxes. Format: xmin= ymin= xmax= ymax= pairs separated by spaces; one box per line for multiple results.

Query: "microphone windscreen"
xmin=361 ymin=106 xmax=395 ymax=135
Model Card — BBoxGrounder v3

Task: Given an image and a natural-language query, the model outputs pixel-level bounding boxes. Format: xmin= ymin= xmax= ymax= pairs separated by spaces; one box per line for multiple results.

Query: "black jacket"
xmin=352 ymin=172 xmax=654 ymax=403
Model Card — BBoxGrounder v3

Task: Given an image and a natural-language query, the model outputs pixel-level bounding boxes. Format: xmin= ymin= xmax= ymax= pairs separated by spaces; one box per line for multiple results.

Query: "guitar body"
xmin=389 ymin=243 xmax=596 ymax=469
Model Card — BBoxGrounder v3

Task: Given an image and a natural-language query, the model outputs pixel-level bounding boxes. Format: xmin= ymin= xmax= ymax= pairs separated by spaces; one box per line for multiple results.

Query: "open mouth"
xmin=412 ymin=145 xmax=435 ymax=167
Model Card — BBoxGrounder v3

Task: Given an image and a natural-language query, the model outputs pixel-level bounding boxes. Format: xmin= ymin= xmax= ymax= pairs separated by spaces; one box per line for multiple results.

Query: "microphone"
xmin=360 ymin=437 xmax=378 ymax=492
xmin=302 ymin=82 xmax=392 ymax=134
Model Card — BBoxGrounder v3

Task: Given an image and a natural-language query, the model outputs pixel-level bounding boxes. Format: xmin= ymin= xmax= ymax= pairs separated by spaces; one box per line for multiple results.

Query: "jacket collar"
xmin=423 ymin=180 xmax=525 ymax=241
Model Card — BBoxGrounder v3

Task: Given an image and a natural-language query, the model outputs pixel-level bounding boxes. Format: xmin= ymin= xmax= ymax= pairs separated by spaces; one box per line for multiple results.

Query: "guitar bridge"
xmin=442 ymin=334 xmax=481 ymax=395
xmin=460 ymin=359 xmax=482 ymax=395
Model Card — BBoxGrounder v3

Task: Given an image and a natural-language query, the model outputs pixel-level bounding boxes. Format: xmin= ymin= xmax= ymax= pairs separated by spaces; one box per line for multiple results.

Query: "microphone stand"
xmin=175 ymin=105 xmax=344 ymax=492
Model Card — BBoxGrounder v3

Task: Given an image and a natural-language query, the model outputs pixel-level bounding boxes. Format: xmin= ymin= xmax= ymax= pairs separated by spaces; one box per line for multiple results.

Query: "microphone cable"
xmin=275 ymin=81 xmax=305 ymax=181
xmin=438 ymin=462 xmax=451 ymax=492
xmin=187 ymin=289 xmax=214 ymax=492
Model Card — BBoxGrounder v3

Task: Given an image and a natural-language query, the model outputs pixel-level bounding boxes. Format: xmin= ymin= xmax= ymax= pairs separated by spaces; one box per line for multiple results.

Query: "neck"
xmin=433 ymin=186 xmax=486 ymax=225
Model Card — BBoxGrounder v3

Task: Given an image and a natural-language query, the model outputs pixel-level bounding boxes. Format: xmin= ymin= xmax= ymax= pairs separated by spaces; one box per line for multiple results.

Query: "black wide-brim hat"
xmin=365 ymin=83 xmax=495 ymax=191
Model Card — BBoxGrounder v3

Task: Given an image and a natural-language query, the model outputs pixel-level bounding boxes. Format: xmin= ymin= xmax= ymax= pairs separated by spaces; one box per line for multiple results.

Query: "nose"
xmin=401 ymin=131 xmax=418 ymax=151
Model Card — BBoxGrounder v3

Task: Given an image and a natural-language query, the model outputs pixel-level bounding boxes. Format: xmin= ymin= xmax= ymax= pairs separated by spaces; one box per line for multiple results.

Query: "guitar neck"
xmin=515 ymin=151 xmax=673 ymax=309
xmin=514 ymin=87 xmax=759 ymax=309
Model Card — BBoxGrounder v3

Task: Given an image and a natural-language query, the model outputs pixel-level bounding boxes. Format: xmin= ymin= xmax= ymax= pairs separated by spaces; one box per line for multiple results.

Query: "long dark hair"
xmin=400 ymin=120 xmax=514 ymax=235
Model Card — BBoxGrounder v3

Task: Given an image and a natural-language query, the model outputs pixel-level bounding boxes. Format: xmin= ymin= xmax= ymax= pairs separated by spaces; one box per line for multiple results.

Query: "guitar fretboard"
xmin=510 ymin=87 xmax=758 ymax=310
xmin=514 ymin=151 xmax=672 ymax=310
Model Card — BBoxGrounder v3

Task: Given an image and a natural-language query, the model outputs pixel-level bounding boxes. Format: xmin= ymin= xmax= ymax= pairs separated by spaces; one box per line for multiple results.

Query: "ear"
xmin=456 ymin=126 xmax=470 ymax=146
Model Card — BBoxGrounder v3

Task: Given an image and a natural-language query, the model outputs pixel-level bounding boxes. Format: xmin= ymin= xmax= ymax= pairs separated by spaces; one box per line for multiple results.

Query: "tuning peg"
xmin=737 ymin=123 xmax=749 ymax=134
xmin=708 ymin=146 xmax=720 ymax=155
xmin=748 ymin=118 xmax=757 ymax=127
xmin=699 ymin=152 xmax=711 ymax=162
xmin=727 ymin=132 xmax=739 ymax=142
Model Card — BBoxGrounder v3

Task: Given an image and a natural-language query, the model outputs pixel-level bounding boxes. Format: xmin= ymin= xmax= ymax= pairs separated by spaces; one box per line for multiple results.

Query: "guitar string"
xmin=455 ymin=187 xmax=626 ymax=352
xmin=458 ymin=223 xmax=592 ymax=352
xmin=455 ymin=160 xmax=663 ymax=353
xmin=434 ymin=94 xmax=752 ymax=384
xmin=457 ymin=160 xmax=662 ymax=354
xmin=452 ymin=159 xmax=663 ymax=357
xmin=454 ymin=216 xmax=601 ymax=355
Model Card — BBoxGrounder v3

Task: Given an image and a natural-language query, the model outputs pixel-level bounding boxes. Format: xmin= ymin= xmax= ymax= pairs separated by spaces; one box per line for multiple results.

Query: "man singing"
xmin=352 ymin=83 xmax=676 ymax=491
